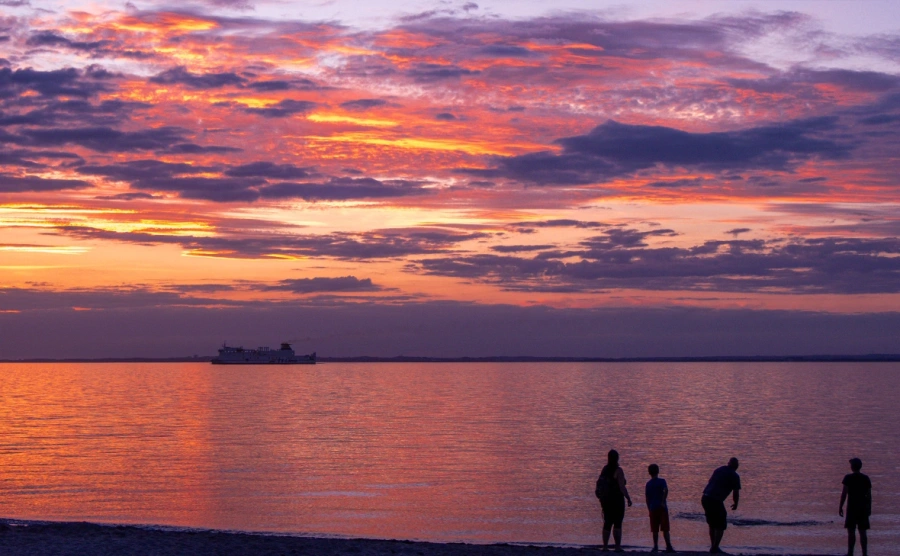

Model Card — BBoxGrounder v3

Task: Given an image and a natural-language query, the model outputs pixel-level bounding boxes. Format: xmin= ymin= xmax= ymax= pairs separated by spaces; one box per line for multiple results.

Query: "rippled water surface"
xmin=0 ymin=362 xmax=898 ymax=554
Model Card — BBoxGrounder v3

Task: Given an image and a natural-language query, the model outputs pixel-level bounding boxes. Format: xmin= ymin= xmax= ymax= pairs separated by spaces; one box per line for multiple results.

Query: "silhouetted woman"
xmin=598 ymin=449 xmax=633 ymax=551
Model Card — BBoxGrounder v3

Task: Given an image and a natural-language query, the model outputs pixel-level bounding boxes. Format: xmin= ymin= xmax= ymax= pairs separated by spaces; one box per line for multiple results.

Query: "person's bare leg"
xmin=847 ymin=525 xmax=856 ymax=556
xmin=652 ymin=530 xmax=659 ymax=551
xmin=602 ymin=525 xmax=611 ymax=550
xmin=859 ymin=529 xmax=867 ymax=556
xmin=613 ymin=524 xmax=622 ymax=551
xmin=711 ymin=529 xmax=724 ymax=553
xmin=663 ymin=531 xmax=673 ymax=551
xmin=708 ymin=526 xmax=715 ymax=551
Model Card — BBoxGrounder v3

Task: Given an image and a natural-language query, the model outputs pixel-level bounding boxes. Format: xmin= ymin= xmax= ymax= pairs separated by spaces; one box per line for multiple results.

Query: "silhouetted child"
xmin=645 ymin=464 xmax=674 ymax=553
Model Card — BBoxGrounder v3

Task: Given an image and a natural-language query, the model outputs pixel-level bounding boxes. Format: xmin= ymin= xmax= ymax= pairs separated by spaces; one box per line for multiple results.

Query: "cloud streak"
xmin=415 ymin=230 xmax=900 ymax=295
xmin=467 ymin=118 xmax=850 ymax=186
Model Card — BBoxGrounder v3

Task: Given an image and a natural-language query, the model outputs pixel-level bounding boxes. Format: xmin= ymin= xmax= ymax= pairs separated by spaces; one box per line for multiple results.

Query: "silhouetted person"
xmin=595 ymin=449 xmax=633 ymax=552
xmin=700 ymin=457 xmax=741 ymax=554
xmin=839 ymin=457 xmax=871 ymax=556
xmin=645 ymin=464 xmax=674 ymax=553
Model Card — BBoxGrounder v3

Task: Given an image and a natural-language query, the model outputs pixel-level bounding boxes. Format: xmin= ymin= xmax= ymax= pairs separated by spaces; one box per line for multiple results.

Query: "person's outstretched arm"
xmin=731 ymin=489 xmax=740 ymax=511
xmin=839 ymin=485 xmax=848 ymax=517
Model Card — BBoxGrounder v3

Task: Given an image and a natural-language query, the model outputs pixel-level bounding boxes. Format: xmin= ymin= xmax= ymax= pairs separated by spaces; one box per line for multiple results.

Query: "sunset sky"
xmin=1 ymin=0 xmax=899 ymax=358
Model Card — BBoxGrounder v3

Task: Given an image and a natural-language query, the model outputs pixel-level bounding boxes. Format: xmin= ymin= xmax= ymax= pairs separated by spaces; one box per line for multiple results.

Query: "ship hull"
xmin=211 ymin=359 xmax=316 ymax=365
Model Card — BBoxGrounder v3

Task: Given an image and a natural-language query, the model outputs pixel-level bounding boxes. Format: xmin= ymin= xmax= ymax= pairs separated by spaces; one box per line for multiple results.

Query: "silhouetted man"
xmin=701 ymin=457 xmax=740 ymax=554
xmin=840 ymin=457 xmax=871 ymax=556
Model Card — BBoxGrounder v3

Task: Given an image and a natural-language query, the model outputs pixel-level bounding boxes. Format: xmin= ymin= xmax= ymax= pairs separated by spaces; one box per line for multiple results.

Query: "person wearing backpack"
xmin=595 ymin=449 xmax=633 ymax=551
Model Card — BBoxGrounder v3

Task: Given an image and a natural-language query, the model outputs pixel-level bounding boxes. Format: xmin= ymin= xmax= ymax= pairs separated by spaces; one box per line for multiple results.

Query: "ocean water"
xmin=0 ymin=362 xmax=897 ymax=554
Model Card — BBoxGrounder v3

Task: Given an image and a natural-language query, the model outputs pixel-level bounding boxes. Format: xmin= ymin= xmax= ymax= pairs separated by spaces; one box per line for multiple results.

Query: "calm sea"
xmin=0 ymin=362 xmax=897 ymax=554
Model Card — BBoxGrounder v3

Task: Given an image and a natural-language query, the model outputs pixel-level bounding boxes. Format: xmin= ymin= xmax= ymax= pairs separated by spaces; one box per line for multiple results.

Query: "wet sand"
xmin=0 ymin=521 xmax=827 ymax=556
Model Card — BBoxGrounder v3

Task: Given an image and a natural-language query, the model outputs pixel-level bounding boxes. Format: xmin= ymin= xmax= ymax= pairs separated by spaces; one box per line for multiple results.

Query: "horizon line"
xmin=2 ymin=354 xmax=899 ymax=363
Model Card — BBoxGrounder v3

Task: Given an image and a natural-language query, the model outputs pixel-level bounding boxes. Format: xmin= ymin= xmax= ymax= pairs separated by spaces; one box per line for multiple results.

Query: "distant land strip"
xmin=2 ymin=354 xmax=900 ymax=363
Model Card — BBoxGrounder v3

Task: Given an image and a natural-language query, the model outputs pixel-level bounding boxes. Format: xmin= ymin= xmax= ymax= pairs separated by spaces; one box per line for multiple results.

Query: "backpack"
xmin=595 ymin=474 xmax=611 ymax=500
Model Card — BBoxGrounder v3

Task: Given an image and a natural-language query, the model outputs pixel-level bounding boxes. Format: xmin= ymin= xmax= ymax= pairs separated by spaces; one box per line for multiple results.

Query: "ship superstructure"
xmin=212 ymin=342 xmax=316 ymax=365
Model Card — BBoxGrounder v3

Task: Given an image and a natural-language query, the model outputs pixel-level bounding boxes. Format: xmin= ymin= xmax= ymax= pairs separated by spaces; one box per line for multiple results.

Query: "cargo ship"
xmin=211 ymin=342 xmax=316 ymax=365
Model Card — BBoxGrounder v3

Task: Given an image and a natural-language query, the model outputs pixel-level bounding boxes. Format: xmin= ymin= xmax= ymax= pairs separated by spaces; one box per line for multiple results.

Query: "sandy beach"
xmin=0 ymin=520 xmax=828 ymax=556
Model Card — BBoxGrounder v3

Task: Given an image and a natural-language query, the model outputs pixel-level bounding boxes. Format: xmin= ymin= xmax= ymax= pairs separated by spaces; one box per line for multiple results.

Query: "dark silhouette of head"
xmin=850 ymin=457 xmax=863 ymax=472
xmin=608 ymin=449 xmax=620 ymax=467
xmin=728 ymin=457 xmax=739 ymax=470
xmin=648 ymin=463 xmax=659 ymax=477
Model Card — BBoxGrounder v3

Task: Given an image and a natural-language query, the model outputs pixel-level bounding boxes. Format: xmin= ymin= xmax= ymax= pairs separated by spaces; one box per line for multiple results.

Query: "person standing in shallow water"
xmin=700 ymin=457 xmax=741 ymax=554
xmin=596 ymin=449 xmax=633 ymax=552
xmin=840 ymin=457 xmax=872 ymax=556
xmin=645 ymin=464 xmax=674 ymax=553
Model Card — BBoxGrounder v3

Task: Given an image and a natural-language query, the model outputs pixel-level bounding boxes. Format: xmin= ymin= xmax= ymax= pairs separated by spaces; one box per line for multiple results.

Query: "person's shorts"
xmin=648 ymin=507 xmax=670 ymax=533
xmin=845 ymin=510 xmax=870 ymax=531
xmin=601 ymin=498 xmax=625 ymax=528
xmin=701 ymin=495 xmax=728 ymax=530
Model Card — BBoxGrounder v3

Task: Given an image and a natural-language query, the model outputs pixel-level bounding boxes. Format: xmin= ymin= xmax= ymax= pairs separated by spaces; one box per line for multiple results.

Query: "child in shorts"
xmin=646 ymin=464 xmax=674 ymax=553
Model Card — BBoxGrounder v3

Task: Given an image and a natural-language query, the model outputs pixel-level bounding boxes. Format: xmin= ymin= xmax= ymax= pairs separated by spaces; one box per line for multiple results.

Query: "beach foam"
xmin=675 ymin=513 xmax=831 ymax=528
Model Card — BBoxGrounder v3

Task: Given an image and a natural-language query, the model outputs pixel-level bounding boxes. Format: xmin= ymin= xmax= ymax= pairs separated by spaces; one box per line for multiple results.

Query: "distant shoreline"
xmin=2 ymin=354 xmax=899 ymax=363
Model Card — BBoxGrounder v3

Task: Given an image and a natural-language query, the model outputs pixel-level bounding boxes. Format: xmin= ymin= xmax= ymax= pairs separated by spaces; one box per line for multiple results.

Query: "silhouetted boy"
xmin=645 ymin=464 xmax=674 ymax=553
xmin=701 ymin=457 xmax=740 ymax=554
xmin=840 ymin=457 xmax=871 ymax=556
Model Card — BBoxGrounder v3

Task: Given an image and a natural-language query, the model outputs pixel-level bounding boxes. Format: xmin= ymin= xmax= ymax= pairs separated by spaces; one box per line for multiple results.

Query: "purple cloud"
xmin=466 ymin=118 xmax=850 ymax=186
